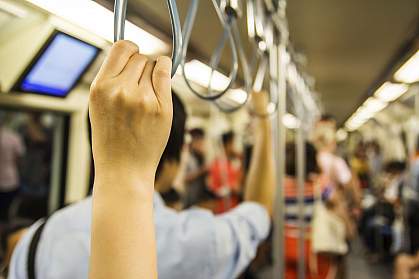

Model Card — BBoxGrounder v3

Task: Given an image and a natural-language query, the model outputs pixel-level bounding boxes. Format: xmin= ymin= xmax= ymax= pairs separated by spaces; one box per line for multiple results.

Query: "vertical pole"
xmin=415 ymin=85 xmax=419 ymax=153
xmin=415 ymin=84 xmax=419 ymax=122
xmin=48 ymin=116 xmax=64 ymax=214
xmin=296 ymin=104 xmax=306 ymax=279
xmin=272 ymin=34 xmax=287 ymax=279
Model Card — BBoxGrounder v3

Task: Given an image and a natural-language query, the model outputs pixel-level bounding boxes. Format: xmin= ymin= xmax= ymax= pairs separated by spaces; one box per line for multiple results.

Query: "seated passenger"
xmin=8 ymin=81 xmax=275 ymax=278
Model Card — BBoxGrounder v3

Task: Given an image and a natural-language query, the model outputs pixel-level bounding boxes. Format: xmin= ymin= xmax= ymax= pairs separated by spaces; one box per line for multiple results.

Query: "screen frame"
xmin=12 ymin=30 xmax=101 ymax=98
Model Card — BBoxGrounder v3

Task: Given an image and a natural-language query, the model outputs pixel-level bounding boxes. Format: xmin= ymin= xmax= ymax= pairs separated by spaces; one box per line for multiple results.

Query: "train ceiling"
xmin=95 ymin=0 xmax=418 ymax=124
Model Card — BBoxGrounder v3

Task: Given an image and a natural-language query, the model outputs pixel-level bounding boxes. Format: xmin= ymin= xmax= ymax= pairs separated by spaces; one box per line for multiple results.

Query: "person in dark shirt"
xmin=184 ymin=128 xmax=209 ymax=208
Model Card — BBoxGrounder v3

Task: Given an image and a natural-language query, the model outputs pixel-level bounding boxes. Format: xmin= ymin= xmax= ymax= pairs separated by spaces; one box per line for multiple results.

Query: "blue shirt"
xmin=8 ymin=193 xmax=270 ymax=279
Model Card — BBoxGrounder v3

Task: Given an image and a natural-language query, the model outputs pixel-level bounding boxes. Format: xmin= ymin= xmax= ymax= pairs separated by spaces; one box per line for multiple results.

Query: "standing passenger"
xmin=312 ymin=115 xmax=358 ymax=279
xmin=88 ymin=41 xmax=173 ymax=279
xmin=0 ymin=113 xmax=25 ymax=221
xmin=209 ymin=131 xmax=243 ymax=212
xmin=284 ymin=142 xmax=332 ymax=279
xmin=8 ymin=87 xmax=275 ymax=279
xmin=184 ymin=128 xmax=209 ymax=208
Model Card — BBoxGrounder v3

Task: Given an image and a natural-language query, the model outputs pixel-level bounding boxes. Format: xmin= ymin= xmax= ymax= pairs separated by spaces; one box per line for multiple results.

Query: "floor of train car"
xmin=256 ymin=238 xmax=393 ymax=279
xmin=346 ymin=238 xmax=393 ymax=279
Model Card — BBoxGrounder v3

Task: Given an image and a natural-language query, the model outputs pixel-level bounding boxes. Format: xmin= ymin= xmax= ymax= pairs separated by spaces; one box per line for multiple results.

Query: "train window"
xmin=0 ymin=108 xmax=69 ymax=226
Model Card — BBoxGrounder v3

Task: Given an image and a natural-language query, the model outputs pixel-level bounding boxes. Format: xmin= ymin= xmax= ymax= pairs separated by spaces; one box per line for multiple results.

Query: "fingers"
xmin=121 ymin=53 xmax=148 ymax=85
xmin=138 ymin=60 xmax=156 ymax=90
xmin=96 ymin=40 xmax=139 ymax=80
xmin=152 ymin=56 xmax=172 ymax=103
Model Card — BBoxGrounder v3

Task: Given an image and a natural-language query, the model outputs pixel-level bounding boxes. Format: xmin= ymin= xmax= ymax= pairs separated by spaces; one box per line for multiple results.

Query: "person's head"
xmin=384 ymin=160 xmax=406 ymax=176
xmin=355 ymin=143 xmax=366 ymax=158
xmin=189 ymin=128 xmax=205 ymax=154
xmin=312 ymin=122 xmax=337 ymax=152
xmin=320 ymin=114 xmax=336 ymax=122
xmin=28 ymin=112 xmax=42 ymax=124
xmin=367 ymin=140 xmax=381 ymax=154
xmin=222 ymin=131 xmax=235 ymax=156
xmin=285 ymin=142 xmax=319 ymax=179
xmin=193 ymin=188 xmax=218 ymax=211
xmin=154 ymin=93 xmax=187 ymax=192
xmin=88 ymin=91 xmax=187 ymax=193
xmin=160 ymin=187 xmax=182 ymax=210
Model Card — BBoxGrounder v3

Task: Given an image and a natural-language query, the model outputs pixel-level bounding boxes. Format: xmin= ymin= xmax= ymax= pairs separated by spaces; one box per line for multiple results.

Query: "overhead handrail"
xmin=181 ymin=0 xmax=239 ymax=101
xmin=214 ymin=15 xmax=252 ymax=113
xmin=245 ymin=3 xmax=279 ymax=117
xmin=113 ymin=0 xmax=183 ymax=78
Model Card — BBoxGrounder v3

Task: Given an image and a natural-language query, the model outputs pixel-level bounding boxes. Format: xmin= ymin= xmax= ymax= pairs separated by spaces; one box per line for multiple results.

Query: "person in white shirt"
xmin=8 ymin=44 xmax=275 ymax=279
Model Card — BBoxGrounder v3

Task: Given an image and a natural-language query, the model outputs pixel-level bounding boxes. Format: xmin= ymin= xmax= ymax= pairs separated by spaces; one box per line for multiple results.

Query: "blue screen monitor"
xmin=14 ymin=31 xmax=100 ymax=97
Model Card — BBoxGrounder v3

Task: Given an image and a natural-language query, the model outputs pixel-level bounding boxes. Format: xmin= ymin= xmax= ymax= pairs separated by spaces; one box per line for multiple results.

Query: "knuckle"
xmin=113 ymin=40 xmax=139 ymax=54
xmin=137 ymin=54 xmax=148 ymax=63
xmin=154 ymin=68 xmax=170 ymax=79
xmin=89 ymin=79 xmax=105 ymax=102
xmin=135 ymin=97 xmax=148 ymax=110
xmin=110 ymin=88 xmax=125 ymax=105
xmin=157 ymin=55 xmax=171 ymax=65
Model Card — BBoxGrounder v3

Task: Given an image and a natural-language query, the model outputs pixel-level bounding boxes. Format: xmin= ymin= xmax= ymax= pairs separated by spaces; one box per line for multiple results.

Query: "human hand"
xmin=89 ymin=40 xmax=173 ymax=186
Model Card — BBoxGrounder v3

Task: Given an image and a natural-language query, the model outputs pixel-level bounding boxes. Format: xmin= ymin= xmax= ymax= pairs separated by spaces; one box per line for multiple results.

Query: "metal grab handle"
xmin=181 ymin=0 xmax=239 ymax=101
xmin=113 ymin=0 xmax=183 ymax=77
xmin=214 ymin=19 xmax=251 ymax=113
xmin=246 ymin=8 xmax=280 ymax=117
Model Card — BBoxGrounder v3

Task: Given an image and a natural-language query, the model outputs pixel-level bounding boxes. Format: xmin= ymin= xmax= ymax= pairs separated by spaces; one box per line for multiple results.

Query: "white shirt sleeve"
xmin=213 ymin=202 xmax=270 ymax=279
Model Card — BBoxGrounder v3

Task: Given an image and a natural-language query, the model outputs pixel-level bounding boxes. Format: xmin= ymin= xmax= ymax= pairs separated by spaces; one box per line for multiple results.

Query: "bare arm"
xmin=89 ymin=41 xmax=173 ymax=279
xmin=91 ymin=177 xmax=157 ymax=279
xmin=244 ymin=91 xmax=275 ymax=215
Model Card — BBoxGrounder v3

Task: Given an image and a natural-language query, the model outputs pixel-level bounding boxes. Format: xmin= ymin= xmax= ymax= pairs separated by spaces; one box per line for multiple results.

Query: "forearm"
xmin=89 ymin=175 xmax=157 ymax=279
xmin=244 ymin=118 xmax=275 ymax=215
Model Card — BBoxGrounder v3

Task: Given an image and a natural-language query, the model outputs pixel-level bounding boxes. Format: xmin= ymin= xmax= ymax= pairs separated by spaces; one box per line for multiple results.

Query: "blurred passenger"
xmin=406 ymin=137 xmax=419 ymax=254
xmin=0 ymin=114 xmax=25 ymax=222
xmin=183 ymin=128 xmax=209 ymax=208
xmin=314 ymin=115 xmax=352 ymax=189
xmin=209 ymin=131 xmax=243 ymax=212
xmin=382 ymin=161 xmax=407 ymax=205
xmin=87 ymin=43 xmax=174 ymax=279
xmin=160 ymin=187 xmax=182 ymax=211
xmin=312 ymin=115 xmax=359 ymax=279
xmin=18 ymin=113 xmax=51 ymax=197
xmin=8 ymin=90 xmax=275 ymax=279
xmin=366 ymin=140 xmax=383 ymax=179
xmin=351 ymin=144 xmax=371 ymax=189
xmin=360 ymin=161 xmax=406 ymax=261
xmin=191 ymin=188 xmax=218 ymax=212
xmin=284 ymin=142 xmax=332 ymax=279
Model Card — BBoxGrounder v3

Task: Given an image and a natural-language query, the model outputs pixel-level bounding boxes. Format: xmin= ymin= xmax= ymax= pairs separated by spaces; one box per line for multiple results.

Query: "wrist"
xmin=94 ymin=169 xmax=155 ymax=198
